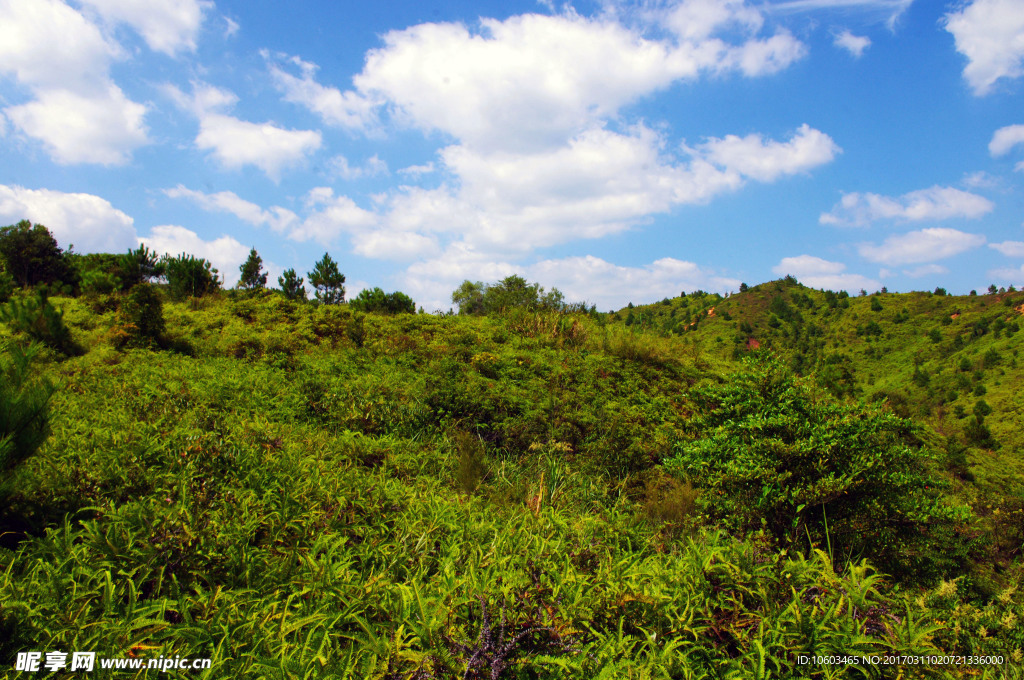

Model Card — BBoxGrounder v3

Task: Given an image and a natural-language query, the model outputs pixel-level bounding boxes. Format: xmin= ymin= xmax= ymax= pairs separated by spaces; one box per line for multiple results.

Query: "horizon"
xmin=2 ymin=0 xmax=1024 ymax=310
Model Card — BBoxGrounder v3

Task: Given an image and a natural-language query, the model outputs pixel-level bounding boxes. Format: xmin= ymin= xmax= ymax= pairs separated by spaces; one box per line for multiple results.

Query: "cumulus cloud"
xmin=166 ymin=81 xmax=322 ymax=181
xmin=696 ymin=123 xmax=840 ymax=183
xmin=139 ymin=225 xmax=251 ymax=287
xmin=944 ymin=0 xmax=1024 ymax=95
xmin=990 ymin=240 xmax=1024 ymax=256
xmin=989 ymin=124 xmax=1024 ymax=169
xmin=0 ymin=184 xmax=137 ymax=252
xmin=195 ymin=114 xmax=322 ymax=181
xmin=0 ymin=0 xmax=149 ymax=165
xmin=5 ymin=85 xmax=148 ymax=165
xmin=834 ymin=30 xmax=870 ymax=57
xmin=274 ymin=7 xmax=804 ymax=153
xmin=771 ymin=254 xmax=880 ymax=292
xmin=857 ymin=228 xmax=986 ymax=265
xmin=78 ymin=0 xmax=212 ymax=55
xmin=820 ymin=186 xmax=994 ymax=226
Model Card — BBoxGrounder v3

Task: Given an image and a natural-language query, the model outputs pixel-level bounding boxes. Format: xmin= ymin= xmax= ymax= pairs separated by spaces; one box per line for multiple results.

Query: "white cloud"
xmin=139 ymin=225 xmax=250 ymax=287
xmin=834 ymin=30 xmax=871 ymax=57
xmin=329 ymin=154 xmax=389 ymax=180
xmin=771 ymin=254 xmax=880 ymax=292
xmin=5 ymin=85 xmax=148 ymax=165
xmin=857 ymin=228 xmax=986 ymax=265
xmin=265 ymin=52 xmax=380 ymax=130
xmin=988 ymin=263 xmax=1024 ymax=282
xmin=332 ymin=9 xmax=804 ymax=153
xmin=194 ymin=113 xmax=322 ymax=181
xmin=78 ymin=0 xmax=212 ymax=55
xmin=0 ymin=0 xmax=119 ymax=89
xmin=224 ymin=16 xmax=239 ymax=38
xmin=769 ymin=0 xmax=912 ymax=30
xmin=0 ymin=0 xmax=150 ymax=165
xmin=989 ymin=124 xmax=1024 ymax=160
xmin=962 ymin=170 xmax=1001 ymax=188
xmin=990 ymin=240 xmax=1024 ymax=256
xmin=696 ymin=123 xmax=840 ymax=182
xmin=903 ymin=264 xmax=949 ymax=278
xmin=290 ymin=188 xmax=378 ymax=244
xmin=820 ymin=185 xmax=994 ymax=226
xmin=398 ymin=162 xmax=436 ymax=176
xmin=0 ymin=184 xmax=136 ymax=252
xmin=163 ymin=185 xmax=299 ymax=233
xmin=944 ymin=0 xmax=1024 ymax=95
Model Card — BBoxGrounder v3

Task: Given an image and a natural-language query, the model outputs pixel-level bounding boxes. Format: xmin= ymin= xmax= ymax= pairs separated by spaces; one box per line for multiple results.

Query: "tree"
xmin=667 ymin=354 xmax=972 ymax=581
xmin=484 ymin=275 xmax=540 ymax=313
xmin=350 ymin=287 xmax=416 ymax=314
xmin=278 ymin=268 xmax=306 ymax=301
xmin=739 ymin=282 xmax=749 ymax=293
xmin=308 ymin=253 xmax=345 ymax=304
xmin=452 ymin=280 xmax=485 ymax=315
xmin=162 ymin=253 xmax=221 ymax=300
xmin=0 ymin=220 xmax=79 ymax=292
xmin=238 ymin=248 xmax=268 ymax=291
xmin=118 ymin=245 xmax=162 ymax=290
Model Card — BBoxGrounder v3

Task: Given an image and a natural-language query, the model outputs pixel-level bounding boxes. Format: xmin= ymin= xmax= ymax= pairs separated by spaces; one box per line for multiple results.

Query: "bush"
xmin=667 ymin=354 xmax=972 ymax=581
xmin=0 ymin=291 xmax=82 ymax=356
xmin=163 ymin=253 xmax=220 ymax=300
xmin=349 ymin=287 xmax=416 ymax=314
xmin=0 ymin=344 xmax=53 ymax=473
xmin=113 ymin=283 xmax=165 ymax=349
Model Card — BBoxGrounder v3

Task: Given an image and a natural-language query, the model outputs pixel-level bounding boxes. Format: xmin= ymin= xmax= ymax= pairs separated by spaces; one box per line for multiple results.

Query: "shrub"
xmin=0 ymin=267 xmax=13 ymax=303
xmin=667 ymin=354 xmax=972 ymax=581
xmin=349 ymin=287 xmax=415 ymax=314
xmin=0 ymin=344 xmax=53 ymax=473
xmin=162 ymin=253 xmax=220 ymax=300
xmin=0 ymin=291 xmax=82 ymax=356
xmin=113 ymin=283 xmax=165 ymax=349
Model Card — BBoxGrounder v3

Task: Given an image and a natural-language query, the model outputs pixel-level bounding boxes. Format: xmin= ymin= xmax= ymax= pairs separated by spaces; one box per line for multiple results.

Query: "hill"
xmin=1 ymin=286 xmax=1022 ymax=678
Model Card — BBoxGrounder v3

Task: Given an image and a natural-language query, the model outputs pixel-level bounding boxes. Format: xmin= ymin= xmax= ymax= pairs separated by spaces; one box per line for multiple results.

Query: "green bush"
xmin=350 ymin=287 xmax=416 ymax=314
xmin=0 ymin=344 xmax=53 ymax=473
xmin=113 ymin=283 xmax=165 ymax=349
xmin=0 ymin=220 xmax=79 ymax=292
xmin=667 ymin=354 xmax=972 ymax=581
xmin=0 ymin=291 xmax=82 ymax=356
xmin=162 ymin=253 xmax=221 ymax=300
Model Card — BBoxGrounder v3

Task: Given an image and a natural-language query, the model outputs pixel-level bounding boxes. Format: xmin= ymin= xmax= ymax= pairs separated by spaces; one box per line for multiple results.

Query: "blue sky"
xmin=2 ymin=0 xmax=1024 ymax=310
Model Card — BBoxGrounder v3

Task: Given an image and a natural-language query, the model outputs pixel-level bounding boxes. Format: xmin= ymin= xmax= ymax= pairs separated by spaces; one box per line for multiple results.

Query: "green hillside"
xmin=2 ymin=281 xmax=1023 ymax=678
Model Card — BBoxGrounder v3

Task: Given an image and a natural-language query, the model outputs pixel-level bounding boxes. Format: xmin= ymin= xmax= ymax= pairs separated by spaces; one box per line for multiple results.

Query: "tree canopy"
xmin=0 ymin=221 xmax=79 ymax=292
xmin=451 ymin=275 xmax=567 ymax=315
xmin=308 ymin=253 xmax=345 ymax=305
xmin=238 ymin=248 xmax=268 ymax=291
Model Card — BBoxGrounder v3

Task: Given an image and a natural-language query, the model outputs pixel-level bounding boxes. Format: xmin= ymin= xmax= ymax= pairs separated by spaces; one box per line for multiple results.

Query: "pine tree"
xmin=238 ymin=248 xmax=268 ymax=291
xmin=1 ymin=344 xmax=53 ymax=473
xmin=278 ymin=268 xmax=306 ymax=301
xmin=308 ymin=253 xmax=345 ymax=305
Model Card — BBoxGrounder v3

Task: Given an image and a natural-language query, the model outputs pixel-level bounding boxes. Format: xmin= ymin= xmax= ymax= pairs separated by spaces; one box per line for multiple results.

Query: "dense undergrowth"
xmin=1 ymin=285 xmax=1022 ymax=679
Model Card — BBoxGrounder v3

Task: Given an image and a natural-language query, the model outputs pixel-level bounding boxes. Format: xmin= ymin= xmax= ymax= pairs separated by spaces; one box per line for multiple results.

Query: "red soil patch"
xmin=746 ymin=338 xmax=761 ymax=350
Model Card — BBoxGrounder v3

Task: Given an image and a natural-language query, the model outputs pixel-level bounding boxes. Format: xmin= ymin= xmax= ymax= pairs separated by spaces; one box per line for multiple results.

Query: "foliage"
xmin=117 ymin=245 xmax=163 ymax=290
xmin=0 ymin=343 xmax=52 ymax=473
xmin=308 ymin=253 xmax=345 ymax=305
xmin=0 ymin=220 xmax=79 ymax=292
xmin=0 ymin=291 xmax=83 ymax=356
xmin=0 ymin=265 xmax=13 ymax=303
xmin=277 ymin=268 xmax=307 ymax=301
xmin=112 ymin=283 xmax=165 ymax=349
xmin=238 ymin=248 xmax=268 ymax=292
xmin=162 ymin=253 xmax=221 ymax=300
xmin=350 ymin=287 xmax=415 ymax=314
xmin=452 ymin=275 xmax=567 ymax=315
xmin=667 ymin=354 xmax=973 ymax=581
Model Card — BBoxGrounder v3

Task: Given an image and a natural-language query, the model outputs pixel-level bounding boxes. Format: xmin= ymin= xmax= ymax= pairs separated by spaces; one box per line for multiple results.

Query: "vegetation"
xmin=0 ymin=220 xmax=79 ymax=293
xmin=238 ymin=248 xmax=268 ymax=292
xmin=162 ymin=253 xmax=221 ymax=300
xmin=349 ymin=287 xmax=416 ymax=315
xmin=308 ymin=253 xmax=345 ymax=305
xmin=277 ymin=268 xmax=307 ymax=301
xmin=0 ymin=239 xmax=1022 ymax=678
